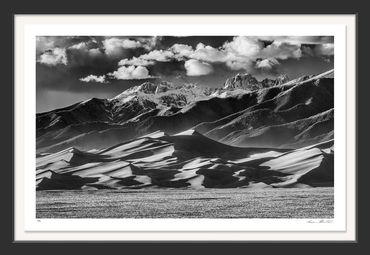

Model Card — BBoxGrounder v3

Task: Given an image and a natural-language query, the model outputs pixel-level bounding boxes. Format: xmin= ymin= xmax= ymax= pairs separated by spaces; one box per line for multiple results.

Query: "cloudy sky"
xmin=36 ymin=36 xmax=334 ymax=112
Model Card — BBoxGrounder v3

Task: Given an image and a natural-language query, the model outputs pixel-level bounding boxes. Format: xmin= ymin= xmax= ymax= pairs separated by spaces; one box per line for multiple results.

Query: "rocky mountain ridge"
xmin=36 ymin=69 xmax=334 ymax=154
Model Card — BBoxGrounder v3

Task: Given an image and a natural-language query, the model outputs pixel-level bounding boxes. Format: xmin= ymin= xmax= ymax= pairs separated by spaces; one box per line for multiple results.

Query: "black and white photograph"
xmin=35 ymin=35 xmax=336 ymax=219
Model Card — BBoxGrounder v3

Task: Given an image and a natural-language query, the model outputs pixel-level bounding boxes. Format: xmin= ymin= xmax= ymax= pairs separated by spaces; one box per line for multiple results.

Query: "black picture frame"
xmin=2 ymin=0 xmax=368 ymax=252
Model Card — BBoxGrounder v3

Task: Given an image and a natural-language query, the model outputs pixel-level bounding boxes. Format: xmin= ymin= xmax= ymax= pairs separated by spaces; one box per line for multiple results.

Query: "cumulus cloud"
xmin=108 ymin=65 xmax=153 ymax=80
xmin=79 ymin=74 xmax=107 ymax=83
xmin=69 ymin=42 xmax=103 ymax=58
xmin=118 ymin=57 xmax=155 ymax=66
xmin=133 ymin=41 xmax=226 ymax=65
xmin=134 ymin=43 xmax=228 ymax=64
xmin=38 ymin=48 xmax=68 ymax=66
xmin=103 ymin=38 xmax=143 ymax=56
xmin=223 ymin=36 xmax=263 ymax=58
xmin=189 ymin=43 xmax=228 ymax=62
xmin=139 ymin=49 xmax=179 ymax=62
xmin=138 ymin=36 xmax=301 ymax=72
xmin=171 ymin=43 xmax=193 ymax=56
xmin=130 ymin=37 xmax=262 ymax=72
xmin=37 ymin=36 xmax=334 ymax=85
xmin=113 ymin=36 xmax=322 ymax=75
xmin=69 ymin=42 xmax=89 ymax=50
xmin=184 ymin=59 xmax=214 ymax=76
xmin=221 ymin=37 xmax=264 ymax=70
xmin=260 ymin=41 xmax=302 ymax=60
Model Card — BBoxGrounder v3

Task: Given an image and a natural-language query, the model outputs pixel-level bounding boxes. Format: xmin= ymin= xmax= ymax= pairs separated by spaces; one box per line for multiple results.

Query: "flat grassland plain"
xmin=36 ymin=188 xmax=333 ymax=218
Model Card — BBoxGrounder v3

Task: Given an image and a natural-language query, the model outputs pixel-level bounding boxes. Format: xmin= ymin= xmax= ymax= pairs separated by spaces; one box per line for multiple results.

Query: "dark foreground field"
xmin=36 ymin=188 xmax=334 ymax=218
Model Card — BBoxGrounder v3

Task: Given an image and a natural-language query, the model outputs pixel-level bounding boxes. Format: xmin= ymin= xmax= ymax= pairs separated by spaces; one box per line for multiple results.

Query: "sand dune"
xmin=36 ymin=130 xmax=333 ymax=190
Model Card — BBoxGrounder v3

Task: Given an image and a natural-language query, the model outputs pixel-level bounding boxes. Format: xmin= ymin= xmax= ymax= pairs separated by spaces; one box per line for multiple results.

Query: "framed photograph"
xmin=14 ymin=14 xmax=357 ymax=242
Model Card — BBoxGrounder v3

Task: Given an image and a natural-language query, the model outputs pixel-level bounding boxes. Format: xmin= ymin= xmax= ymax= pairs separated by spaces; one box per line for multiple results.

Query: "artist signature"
xmin=307 ymin=219 xmax=333 ymax=224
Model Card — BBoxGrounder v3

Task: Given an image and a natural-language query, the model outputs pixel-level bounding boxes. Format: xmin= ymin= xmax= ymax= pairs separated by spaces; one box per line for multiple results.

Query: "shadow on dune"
xmin=36 ymin=130 xmax=334 ymax=190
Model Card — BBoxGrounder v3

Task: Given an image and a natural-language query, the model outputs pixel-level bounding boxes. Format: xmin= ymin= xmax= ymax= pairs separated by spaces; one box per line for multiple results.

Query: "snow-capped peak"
xmin=224 ymin=73 xmax=259 ymax=90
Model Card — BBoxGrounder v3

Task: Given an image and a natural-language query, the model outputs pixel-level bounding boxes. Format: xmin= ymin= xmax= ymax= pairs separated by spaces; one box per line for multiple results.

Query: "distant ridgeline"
xmin=37 ymin=69 xmax=334 ymax=153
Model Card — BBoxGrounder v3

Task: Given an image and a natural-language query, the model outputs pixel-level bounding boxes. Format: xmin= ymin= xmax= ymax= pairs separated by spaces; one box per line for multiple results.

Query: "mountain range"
xmin=37 ymin=69 xmax=334 ymax=153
